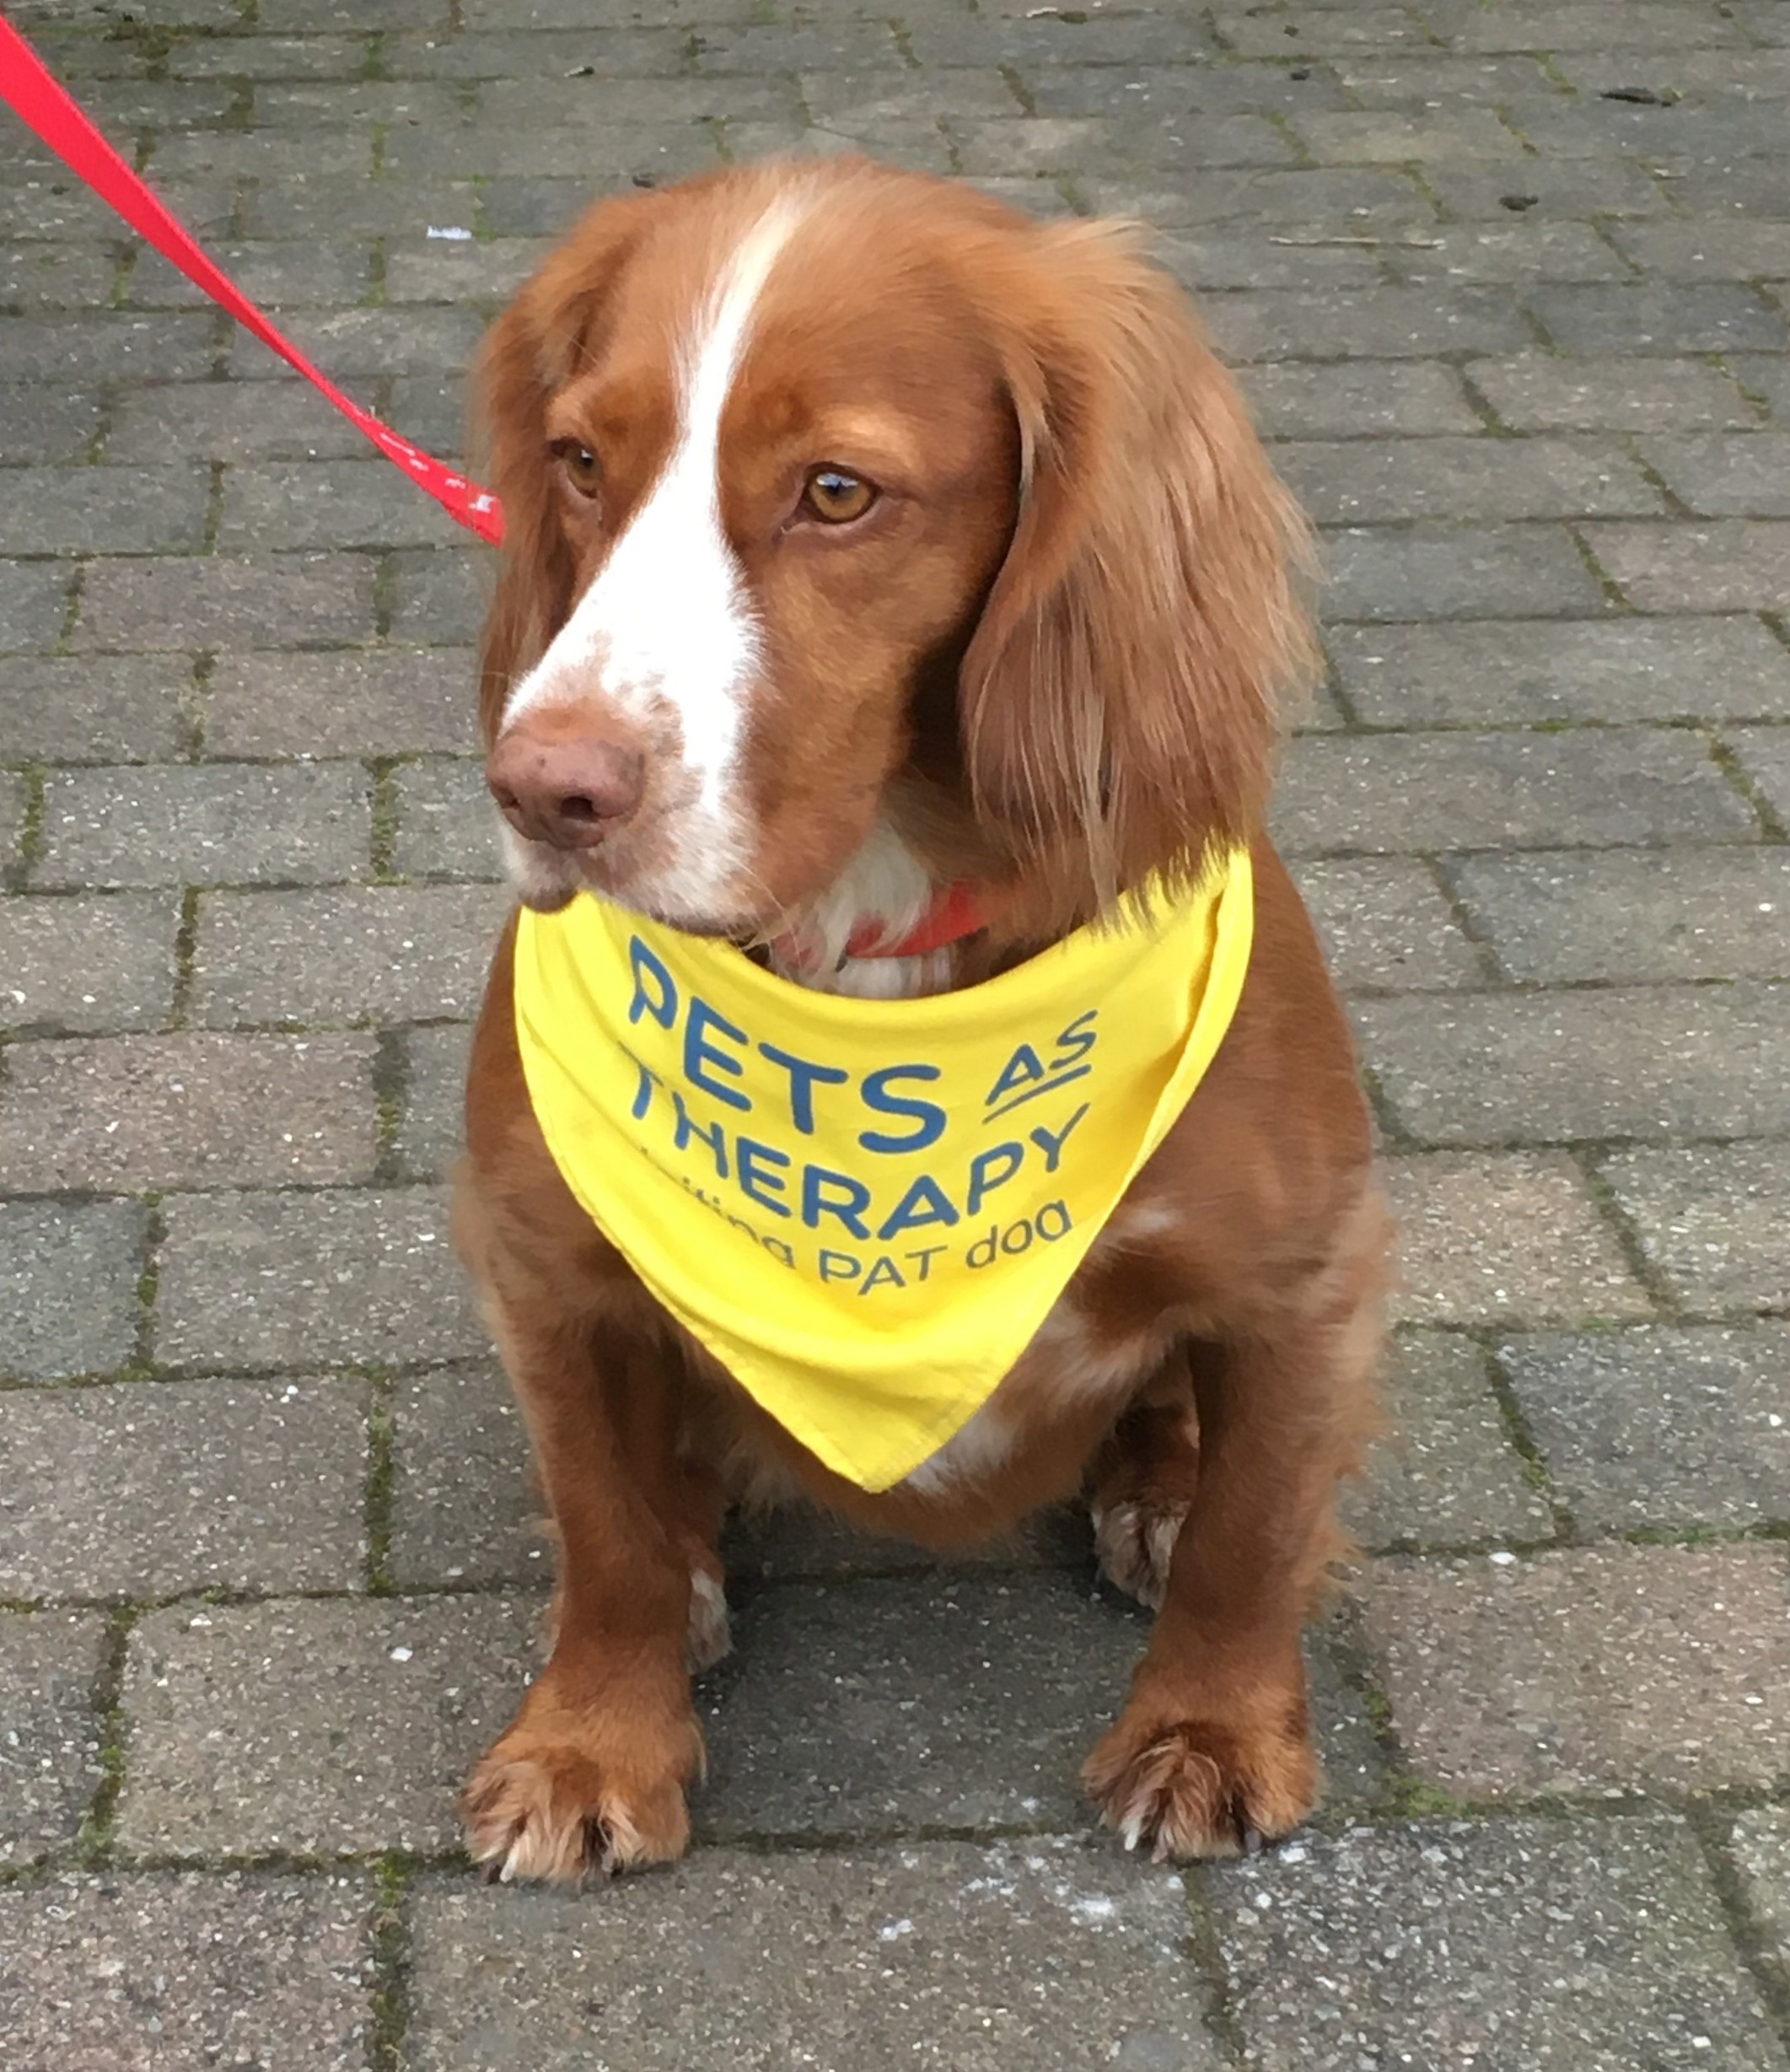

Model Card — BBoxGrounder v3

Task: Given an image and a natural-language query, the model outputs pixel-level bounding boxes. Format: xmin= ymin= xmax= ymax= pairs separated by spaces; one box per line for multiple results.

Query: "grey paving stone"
xmin=395 ymin=1018 xmax=475 ymax=1181
xmin=1275 ymin=729 xmax=1753 ymax=856
xmin=1279 ymin=436 xmax=1661 ymax=525
xmin=392 ymin=758 xmax=502 ymax=880
xmin=1208 ymin=285 xmax=1532 ymax=363
xmin=1504 ymin=1324 xmax=1790 ymax=1534
xmin=1728 ymin=725 xmax=1790 ymax=823
xmin=0 ymin=1198 xmax=147 ymax=1382
xmin=1328 ymin=616 xmax=1790 ymax=726
xmin=701 ymin=1573 xmax=1137 ymax=1838
xmin=1214 ymin=8 xmax=1436 ymax=58
xmin=1244 ymin=360 xmax=1485 ymax=439
xmin=193 ymin=883 xmax=507 ymax=1025
xmin=407 ymin=1838 xmax=1223 ymax=2072
xmin=116 ymin=1592 xmax=539 ymax=1858
xmin=1346 ymin=1330 xmax=1554 ymax=1553
xmin=1025 ymin=59 xmax=1349 ymax=119
xmin=387 ymin=1359 xmax=549 ymax=1590
xmin=1469 ymin=354 xmax=1760 ymax=433
xmin=0 ymin=385 xmax=104 ymax=463
xmin=1080 ymin=168 xmax=1438 ymax=233
xmin=389 ymin=27 xmax=689 ymax=78
xmin=1357 ymin=986 xmax=1790 ymax=1145
xmin=228 ymin=304 xmax=490 ymax=380
xmin=1735 ymin=356 xmax=1790 ymax=425
xmin=1729 ymin=1806 xmax=1790 ymax=1968
xmin=1291 ymin=107 xmax=1519 ymax=162
xmin=204 ymin=647 xmax=478 ymax=757
xmin=0 ymin=654 xmax=194 ymax=762
xmin=169 ymin=32 xmax=367 ymax=78
xmin=1386 ymin=1150 xmax=1652 ymax=1328
xmin=1320 ymin=525 xmax=1610 ymax=620
xmin=1376 ymin=220 xmax=1636 ymax=286
xmin=0 ymin=1872 xmax=373 ymax=2072
xmin=218 ymin=459 xmax=469 ymax=552
xmin=0 ymin=557 xmax=73 ymax=652
xmin=1438 ymin=3 xmax=1744 ymax=52
xmin=1583 ymin=522 xmax=1790 ymax=612
xmin=0 ymin=1032 xmax=379 ymax=1192
xmin=1365 ymin=1543 xmax=1790 ymax=1797
xmin=954 ymin=114 xmax=1298 ymax=179
xmin=143 ymin=127 xmax=374 ymax=183
xmin=105 ymin=376 xmax=372 ymax=463
xmin=1528 ymin=282 xmax=1787 ymax=356
xmin=130 ymin=241 xmax=379 ymax=317
xmin=722 ymin=1500 xmax=1089 ymax=1586
xmin=1641 ymin=435 xmax=1790 ymax=519
xmin=384 ymin=234 xmax=552 ymax=304
xmin=701 ymin=1574 xmax=1382 ymax=1838
xmin=1615 ymin=220 xmax=1790 ymax=280
xmin=1424 ymin=157 xmax=1674 ymax=220
xmin=0 ymin=1610 xmax=107 ymax=1865
xmin=1330 ymin=51 xmax=1567 ymax=105
xmin=34 ymin=762 xmax=372 ymax=889
xmin=158 ymin=1184 xmax=484 ymax=1370
xmin=696 ymin=22 xmax=908 ymax=71
xmin=0 ymin=892 xmax=179 ymax=1035
xmin=73 ymin=553 xmax=379 ymax=651
xmin=1600 ymin=1142 xmax=1790 ymax=1317
xmin=0 ymin=312 xmax=218 ymax=382
xmin=1290 ymin=858 xmax=1485 ymax=992
xmin=1211 ymin=1816 xmax=1785 ymax=2072
xmin=1451 ymin=849 xmax=1790 ymax=985
xmin=0 ymin=768 xmax=24 ymax=871
xmin=1158 ymin=230 xmax=1384 ymax=293
xmin=0 ymin=1375 xmax=368 ymax=1601
xmin=388 ymin=546 xmax=491 ymax=646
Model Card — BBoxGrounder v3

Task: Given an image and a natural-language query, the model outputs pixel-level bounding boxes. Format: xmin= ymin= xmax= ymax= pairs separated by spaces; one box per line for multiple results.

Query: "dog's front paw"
xmin=1083 ymin=1702 xmax=1316 ymax=1862
xmin=1090 ymin=1496 xmax=1187 ymax=1611
xmin=461 ymin=1700 xmax=702 ymax=1885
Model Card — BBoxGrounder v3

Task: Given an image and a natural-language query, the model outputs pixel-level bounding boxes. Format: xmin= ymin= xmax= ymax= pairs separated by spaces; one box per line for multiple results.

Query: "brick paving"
xmin=1 ymin=0 xmax=1787 ymax=2064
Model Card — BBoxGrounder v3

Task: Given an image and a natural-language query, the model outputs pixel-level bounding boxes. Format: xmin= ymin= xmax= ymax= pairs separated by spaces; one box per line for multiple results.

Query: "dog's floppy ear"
xmin=471 ymin=198 xmax=651 ymax=747
xmin=960 ymin=220 xmax=1313 ymax=899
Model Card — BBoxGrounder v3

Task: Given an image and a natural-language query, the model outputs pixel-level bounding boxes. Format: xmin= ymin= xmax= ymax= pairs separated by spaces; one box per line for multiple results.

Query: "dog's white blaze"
xmin=501 ymin=198 xmax=809 ymax=903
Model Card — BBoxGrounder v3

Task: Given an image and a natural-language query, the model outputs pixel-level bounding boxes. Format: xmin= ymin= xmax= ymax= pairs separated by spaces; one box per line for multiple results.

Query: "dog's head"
xmin=476 ymin=158 xmax=1309 ymax=935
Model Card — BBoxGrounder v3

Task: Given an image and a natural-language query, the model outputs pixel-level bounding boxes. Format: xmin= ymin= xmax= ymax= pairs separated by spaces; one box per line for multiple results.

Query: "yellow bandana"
xmin=513 ymin=849 xmax=1252 ymax=1492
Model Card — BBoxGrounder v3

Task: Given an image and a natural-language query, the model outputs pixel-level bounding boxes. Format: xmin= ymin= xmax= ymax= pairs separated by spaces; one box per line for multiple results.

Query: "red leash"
xmin=0 ymin=16 xmax=505 ymax=545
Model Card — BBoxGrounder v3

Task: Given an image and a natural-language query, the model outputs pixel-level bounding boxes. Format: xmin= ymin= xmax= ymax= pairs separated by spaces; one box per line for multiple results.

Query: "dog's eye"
xmin=551 ymin=439 xmax=601 ymax=499
xmin=800 ymin=466 xmax=877 ymax=525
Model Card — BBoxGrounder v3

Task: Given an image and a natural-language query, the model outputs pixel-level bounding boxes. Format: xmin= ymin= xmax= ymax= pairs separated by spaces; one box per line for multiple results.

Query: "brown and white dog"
xmin=454 ymin=156 xmax=1389 ymax=1883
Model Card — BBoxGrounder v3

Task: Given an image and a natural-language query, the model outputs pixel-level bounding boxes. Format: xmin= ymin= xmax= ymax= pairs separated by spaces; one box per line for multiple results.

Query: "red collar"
xmin=847 ymin=883 xmax=991 ymax=960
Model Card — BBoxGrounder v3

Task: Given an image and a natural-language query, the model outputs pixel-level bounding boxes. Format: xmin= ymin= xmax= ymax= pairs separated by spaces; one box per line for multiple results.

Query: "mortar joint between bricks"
xmin=73 ymin=1604 xmax=141 ymax=1870
xmin=363 ymin=32 xmax=391 ymax=86
xmin=1685 ymin=1803 xmax=1790 ymax=2054
xmin=1706 ymin=729 xmax=1790 ymax=842
xmin=1422 ymin=854 xmax=1513 ymax=988
xmin=1565 ymin=524 xmax=1637 ymax=611
xmin=8 ymin=767 xmax=46 ymax=891
xmin=997 ymin=64 xmax=1038 ymax=118
xmin=363 ymin=1365 xmax=400 ymax=1596
xmin=368 ymin=1854 xmax=417 ymax=2072
xmin=1567 ymin=1145 xmax=1682 ymax=1317
xmin=1175 ymin=1876 xmax=1252 ymax=2072
xmin=888 ymin=19 xmax=920 ymax=72
xmin=1475 ymin=1328 xmax=1581 ymax=1545
xmin=168 ymin=887 xmax=201 ymax=1030
xmin=1618 ymin=433 xmax=1695 ymax=519
xmin=54 ymin=559 xmax=89 ymax=654
xmin=131 ymin=1195 xmax=168 ymax=1376
xmin=370 ymin=1026 xmax=412 ymax=1182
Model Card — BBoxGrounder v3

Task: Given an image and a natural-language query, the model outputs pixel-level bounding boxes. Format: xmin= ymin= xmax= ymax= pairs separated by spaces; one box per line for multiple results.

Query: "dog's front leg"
xmin=460 ymin=1299 xmax=707 ymax=1885
xmin=1082 ymin=1195 xmax=1385 ymax=1860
